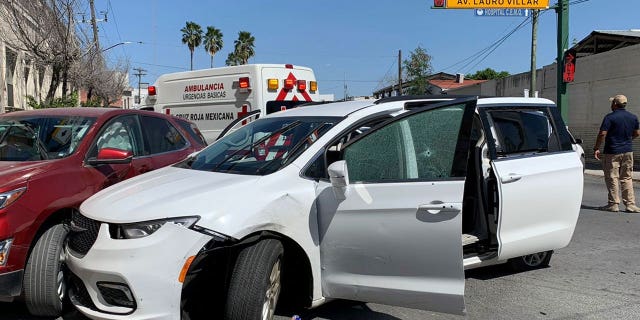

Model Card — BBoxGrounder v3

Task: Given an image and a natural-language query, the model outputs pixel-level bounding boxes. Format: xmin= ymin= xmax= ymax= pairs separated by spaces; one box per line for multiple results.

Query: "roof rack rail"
xmin=374 ymin=94 xmax=477 ymax=104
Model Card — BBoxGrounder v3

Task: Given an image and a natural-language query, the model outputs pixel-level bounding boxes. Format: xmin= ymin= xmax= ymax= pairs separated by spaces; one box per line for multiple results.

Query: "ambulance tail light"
xmin=268 ymin=78 xmax=279 ymax=90
xmin=285 ymin=64 xmax=293 ymax=69
xmin=148 ymin=86 xmax=156 ymax=96
xmin=310 ymin=81 xmax=318 ymax=92
xmin=284 ymin=78 xmax=295 ymax=90
xmin=239 ymin=77 xmax=250 ymax=93
xmin=297 ymin=80 xmax=307 ymax=91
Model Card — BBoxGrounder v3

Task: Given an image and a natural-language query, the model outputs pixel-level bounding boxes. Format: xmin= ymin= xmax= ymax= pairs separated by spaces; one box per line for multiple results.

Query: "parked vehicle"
xmin=142 ymin=64 xmax=323 ymax=143
xmin=66 ymin=96 xmax=584 ymax=320
xmin=0 ymin=107 xmax=206 ymax=316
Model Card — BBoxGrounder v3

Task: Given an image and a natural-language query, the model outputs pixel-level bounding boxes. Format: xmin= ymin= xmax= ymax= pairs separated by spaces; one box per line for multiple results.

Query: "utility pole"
xmin=89 ymin=0 xmax=100 ymax=53
xmin=343 ymin=72 xmax=348 ymax=101
xmin=133 ymin=67 xmax=147 ymax=106
xmin=529 ymin=9 xmax=538 ymax=97
xmin=398 ymin=50 xmax=402 ymax=96
xmin=556 ymin=0 xmax=569 ymax=122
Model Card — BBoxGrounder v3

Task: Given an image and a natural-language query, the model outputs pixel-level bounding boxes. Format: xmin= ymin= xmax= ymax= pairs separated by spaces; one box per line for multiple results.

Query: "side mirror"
xmin=87 ymin=148 xmax=133 ymax=166
xmin=328 ymin=160 xmax=349 ymax=188
xmin=575 ymin=138 xmax=583 ymax=144
xmin=328 ymin=160 xmax=349 ymax=200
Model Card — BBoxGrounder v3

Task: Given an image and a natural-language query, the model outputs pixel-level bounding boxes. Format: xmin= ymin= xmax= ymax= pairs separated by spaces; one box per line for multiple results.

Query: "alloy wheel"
xmin=261 ymin=259 xmax=282 ymax=320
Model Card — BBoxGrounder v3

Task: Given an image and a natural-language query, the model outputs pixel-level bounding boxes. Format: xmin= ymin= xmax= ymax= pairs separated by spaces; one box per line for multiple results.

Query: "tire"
xmin=508 ymin=250 xmax=553 ymax=272
xmin=24 ymin=223 xmax=69 ymax=317
xmin=224 ymin=239 xmax=284 ymax=320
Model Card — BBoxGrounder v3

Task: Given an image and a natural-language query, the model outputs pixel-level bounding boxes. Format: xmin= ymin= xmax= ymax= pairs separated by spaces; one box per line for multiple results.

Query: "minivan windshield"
xmin=177 ymin=116 xmax=339 ymax=175
xmin=0 ymin=116 xmax=95 ymax=161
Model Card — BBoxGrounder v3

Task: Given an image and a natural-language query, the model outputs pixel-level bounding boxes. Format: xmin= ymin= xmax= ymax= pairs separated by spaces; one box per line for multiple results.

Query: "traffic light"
xmin=563 ymin=49 xmax=576 ymax=83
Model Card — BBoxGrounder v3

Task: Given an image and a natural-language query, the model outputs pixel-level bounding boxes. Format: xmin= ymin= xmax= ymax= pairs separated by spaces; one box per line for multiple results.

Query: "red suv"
xmin=0 ymin=108 xmax=206 ymax=316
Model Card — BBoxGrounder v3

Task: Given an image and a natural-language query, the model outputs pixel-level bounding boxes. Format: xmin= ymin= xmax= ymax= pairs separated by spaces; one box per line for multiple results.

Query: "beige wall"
xmin=0 ymin=3 xmax=57 ymax=112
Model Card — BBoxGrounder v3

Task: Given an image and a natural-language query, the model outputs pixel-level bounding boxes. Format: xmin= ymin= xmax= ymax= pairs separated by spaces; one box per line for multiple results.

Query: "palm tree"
xmin=233 ymin=31 xmax=255 ymax=65
xmin=181 ymin=21 xmax=203 ymax=70
xmin=225 ymin=52 xmax=241 ymax=66
xmin=203 ymin=26 xmax=223 ymax=68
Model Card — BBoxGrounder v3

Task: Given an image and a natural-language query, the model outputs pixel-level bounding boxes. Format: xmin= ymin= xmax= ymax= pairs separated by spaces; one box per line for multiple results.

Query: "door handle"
xmin=501 ymin=173 xmax=523 ymax=184
xmin=418 ymin=202 xmax=461 ymax=215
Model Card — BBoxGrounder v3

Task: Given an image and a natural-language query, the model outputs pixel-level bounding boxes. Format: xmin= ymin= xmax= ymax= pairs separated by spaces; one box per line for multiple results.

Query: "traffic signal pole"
xmin=556 ymin=0 xmax=569 ymax=122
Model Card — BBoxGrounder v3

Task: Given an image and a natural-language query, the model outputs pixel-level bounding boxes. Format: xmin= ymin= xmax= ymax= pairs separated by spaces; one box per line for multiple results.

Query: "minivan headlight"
xmin=0 ymin=187 xmax=27 ymax=209
xmin=110 ymin=216 xmax=200 ymax=239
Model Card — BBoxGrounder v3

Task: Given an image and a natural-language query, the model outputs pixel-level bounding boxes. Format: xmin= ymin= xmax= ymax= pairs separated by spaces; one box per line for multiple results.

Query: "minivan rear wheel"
xmin=509 ymin=250 xmax=553 ymax=272
xmin=224 ymin=239 xmax=284 ymax=320
xmin=24 ymin=223 xmax=69 ymax=317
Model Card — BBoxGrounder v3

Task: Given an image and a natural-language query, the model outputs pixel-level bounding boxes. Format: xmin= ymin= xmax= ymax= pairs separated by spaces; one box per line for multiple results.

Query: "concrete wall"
xmin=450 ymin=43 xmax=640 ymax=168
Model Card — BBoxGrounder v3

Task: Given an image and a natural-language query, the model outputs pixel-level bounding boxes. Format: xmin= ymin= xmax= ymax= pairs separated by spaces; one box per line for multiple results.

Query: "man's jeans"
xmin=603 ymin=152 xmax=635 ymax=206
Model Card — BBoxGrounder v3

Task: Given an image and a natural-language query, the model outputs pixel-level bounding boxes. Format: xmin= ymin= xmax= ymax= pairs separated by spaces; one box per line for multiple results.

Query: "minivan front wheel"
xmin=23 ymin=223 xmax=69 ymax=317
xmin=224 ymin=239 xmax=284 ymax=320
xmin=509 ymin=250 xmax=553 ymax=272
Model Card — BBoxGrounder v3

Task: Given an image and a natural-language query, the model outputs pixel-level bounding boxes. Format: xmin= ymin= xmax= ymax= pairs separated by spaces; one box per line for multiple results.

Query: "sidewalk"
xmin=584 ymin=169 xmax=640 ymax=181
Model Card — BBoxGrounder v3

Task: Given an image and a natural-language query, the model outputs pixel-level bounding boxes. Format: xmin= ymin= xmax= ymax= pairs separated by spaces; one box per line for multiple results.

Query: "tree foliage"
xmin=27 ymin=92 xmax=78 ymax=109
xmin=181 ymin=21 xmax=203 ymax=70
xmin=1 ymin=1 xmax=130 ymax=108
xmin=225 ymin=52 xmax=242 ymax=66
xmin=466 ymin=68 xmax=510 ymax=80
xmin=0 ymin=0 xmax=81 ymax=102
xmin=403 ymin=46 xmax=433 ymax=95
xmin=230 ymin=31 xmax=255 ymax=65
xmin=203 ymin=26 xmax=223 ymax=68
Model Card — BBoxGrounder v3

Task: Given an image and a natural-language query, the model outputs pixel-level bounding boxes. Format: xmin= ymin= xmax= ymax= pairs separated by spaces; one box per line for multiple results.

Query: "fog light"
xmin=97 ymin=282 xmax=136 ymax=308
xmin=0 ymin=239 xmax=12 ymax=266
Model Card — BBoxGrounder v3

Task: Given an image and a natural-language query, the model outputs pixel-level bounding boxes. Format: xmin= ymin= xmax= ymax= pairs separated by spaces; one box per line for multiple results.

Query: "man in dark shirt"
xmin=594 ymin=94 xmax=640 ymax=212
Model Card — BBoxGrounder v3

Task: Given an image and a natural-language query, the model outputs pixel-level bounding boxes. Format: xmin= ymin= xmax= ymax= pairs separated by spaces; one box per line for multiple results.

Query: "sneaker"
xmin=625 ymin=204 xmax=640 ymax=213
xmin=599 ymin=204 xmax=619 ymax=212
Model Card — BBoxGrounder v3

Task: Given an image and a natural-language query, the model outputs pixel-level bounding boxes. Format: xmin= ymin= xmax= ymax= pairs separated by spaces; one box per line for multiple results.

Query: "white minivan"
xmin=65 ymin=96 xmax=583 ymax=320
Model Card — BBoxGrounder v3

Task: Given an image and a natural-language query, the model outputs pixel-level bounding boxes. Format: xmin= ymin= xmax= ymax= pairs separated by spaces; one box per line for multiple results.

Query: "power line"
xmin=107 ymin=0 xmax=127 ymax=58
xmin=131 ymin=61 xmax=188 ymax=70
xmin=374 ymin=58 xmax=397 ymax=91
xmin=462 ymin=15 xmax=534 ymax=74
xmin=439 ymin=20 xmax=524 ymax=73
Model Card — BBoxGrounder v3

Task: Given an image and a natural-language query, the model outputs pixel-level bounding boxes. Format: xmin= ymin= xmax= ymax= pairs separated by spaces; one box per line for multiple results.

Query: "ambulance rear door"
xmin=260 ymin=65 xmax=320 ymax=115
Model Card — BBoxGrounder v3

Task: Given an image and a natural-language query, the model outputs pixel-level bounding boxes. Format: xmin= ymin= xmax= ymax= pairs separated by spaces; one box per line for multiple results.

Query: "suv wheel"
xmin=224 ymin=239 xmax=284 ymax=320
xmin=509 ymin=250 xmax=553 ymax=272
xmin=24 ymin=223 xmax=69 ymax=317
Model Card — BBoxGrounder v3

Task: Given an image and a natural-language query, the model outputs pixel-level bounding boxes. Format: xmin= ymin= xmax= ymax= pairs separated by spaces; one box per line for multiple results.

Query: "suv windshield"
xmin=177 ymin=116 xmax=339 ymax=175
xmin=0 ymin=116 xmax=95 ymax=161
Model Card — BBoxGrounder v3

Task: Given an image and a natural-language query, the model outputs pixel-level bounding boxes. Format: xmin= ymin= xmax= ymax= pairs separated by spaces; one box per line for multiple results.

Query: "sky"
xmin=93 ymin=0 xmax=640 ymax=99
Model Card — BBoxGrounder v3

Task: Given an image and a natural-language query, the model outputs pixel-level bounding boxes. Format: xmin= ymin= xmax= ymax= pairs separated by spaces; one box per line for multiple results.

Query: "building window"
xmin=6 ymin=49 xmax=17 ymax=107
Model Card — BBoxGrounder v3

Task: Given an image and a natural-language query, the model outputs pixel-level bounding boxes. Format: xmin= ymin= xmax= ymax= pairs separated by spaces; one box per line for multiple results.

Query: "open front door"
xmin=481 ymin=107 xmax=583 ymax=260
xmin=318 ymin=98 xmax=477 ymax=315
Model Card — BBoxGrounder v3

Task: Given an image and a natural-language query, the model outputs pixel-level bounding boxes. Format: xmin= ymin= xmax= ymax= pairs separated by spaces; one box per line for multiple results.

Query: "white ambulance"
xmin=143 ymin=64 xmax=322 ymax=142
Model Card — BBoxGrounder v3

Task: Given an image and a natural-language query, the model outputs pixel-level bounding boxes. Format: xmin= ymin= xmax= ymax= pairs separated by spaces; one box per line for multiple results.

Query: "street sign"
xmin=475 ymin=8 xmax=530 ymax=16
xmin=444 ymin=0 xmax=549 ymax=9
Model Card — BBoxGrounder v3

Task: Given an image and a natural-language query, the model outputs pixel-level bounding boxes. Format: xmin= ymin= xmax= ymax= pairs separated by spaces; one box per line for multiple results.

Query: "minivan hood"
xmin=80 ymin=166 xmax=262 ymax=224
xmin=0 ymin=161 xmax=51 ymax=190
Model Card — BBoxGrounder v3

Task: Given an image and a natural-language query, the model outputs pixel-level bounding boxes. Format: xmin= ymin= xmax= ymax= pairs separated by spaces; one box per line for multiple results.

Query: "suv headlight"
xmin=0 ymin=187 xmax=27 ymax=209
xmin=0 ymin=238 xmax=13 ymax=266
xmin=110 ymin=216 xmax=200 ymax=239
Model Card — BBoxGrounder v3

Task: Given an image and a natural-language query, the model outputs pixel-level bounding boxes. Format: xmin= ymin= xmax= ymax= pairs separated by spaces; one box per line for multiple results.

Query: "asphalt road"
xmin=2 ymin=174 xmax=639 ymax=320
